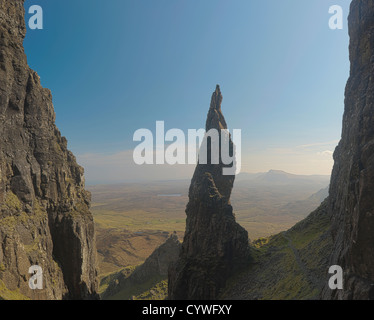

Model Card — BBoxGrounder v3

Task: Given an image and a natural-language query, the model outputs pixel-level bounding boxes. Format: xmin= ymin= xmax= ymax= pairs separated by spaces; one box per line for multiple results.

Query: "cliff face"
xmin=0 ymin=0 xmax=98 ymax=299
xmin=322 ymin=0 xmax=374 ymax=300
xmin=102 ymin=234 xmax=181 ymax=300
xmin=168 ymin=85 xmax=250 ymax=300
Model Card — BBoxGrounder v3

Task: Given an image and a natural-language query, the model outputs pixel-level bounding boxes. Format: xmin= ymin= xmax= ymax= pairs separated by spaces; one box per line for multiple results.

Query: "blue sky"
xmin=23 ymin=0 xmax=352 ymax=184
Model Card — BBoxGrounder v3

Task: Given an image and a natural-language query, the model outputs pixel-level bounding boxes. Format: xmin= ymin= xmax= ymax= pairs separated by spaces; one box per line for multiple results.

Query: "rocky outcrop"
xmin=0 ymin=0 xmax=98 ymax=299
xmin=322 ymin=0 xmax=374 ymax=300
xmin=101 ymin=233 xmax=181 ymax=300
xmin=168 ymin=85 xmax=250 ymax=300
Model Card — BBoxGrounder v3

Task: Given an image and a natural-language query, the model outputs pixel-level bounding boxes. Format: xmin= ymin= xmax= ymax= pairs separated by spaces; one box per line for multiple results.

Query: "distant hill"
xmin=231 ymin=171 xmax=330 ymax=238
xmin=237 ymin=170 xmax=330 ymax=186
xmin=277 ymin=186 xmax=329 ymax=218
xmin=235 ymin=172 xmax=265 ymax=181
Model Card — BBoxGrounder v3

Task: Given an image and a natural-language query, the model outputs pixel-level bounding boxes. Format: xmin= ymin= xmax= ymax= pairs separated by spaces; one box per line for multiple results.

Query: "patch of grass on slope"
xmin=98 ymin=266 xmax=136 ymax=295
xmin=100 ymin=266 xmax=167 ymax=300
xmin=0 ymin=280 xmax=29 ymax=300
xmin=222 ymin=199 xmax=332 ymax=300
xmin=133 ymin=280 xmax=168 ymax=300
xmin=110 ymin=276 xmax=167 ymax=300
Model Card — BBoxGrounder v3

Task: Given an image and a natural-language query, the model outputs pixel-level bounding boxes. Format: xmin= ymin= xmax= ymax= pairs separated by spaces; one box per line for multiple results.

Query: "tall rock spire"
xmin=168 ymin=85 xmax=250 ymax=300
xmin=322 ymin=0 xmax=374 ymax=300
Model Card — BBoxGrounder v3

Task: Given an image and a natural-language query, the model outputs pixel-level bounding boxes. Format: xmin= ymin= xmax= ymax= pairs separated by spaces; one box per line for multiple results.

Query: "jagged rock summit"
xmin=0 ymin=0 xmax=98 ymax=299
xmin=206 ymin=85 xmax=227 ymax=131
xmin=322 ymin=0 xmax=374 ymax=300
xmin=168 ymin=85 xmax=250 ymax=300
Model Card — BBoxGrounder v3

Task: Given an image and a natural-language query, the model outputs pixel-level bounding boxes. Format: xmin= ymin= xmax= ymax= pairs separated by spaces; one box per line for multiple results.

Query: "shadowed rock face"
xmin=102 ymin=233 xmax=181 ymax=300
xmin=168 ymin=85 xmax=250 ymax=300
xmin=0 ymin=0 xmax=98 ymax=299
xmin=322 ymin=0 xmax=374 ymax=300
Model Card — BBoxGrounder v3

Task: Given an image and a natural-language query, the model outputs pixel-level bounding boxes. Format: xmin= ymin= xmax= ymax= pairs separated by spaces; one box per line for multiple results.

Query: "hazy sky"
xmin=23 ymin=0 xmax=352 ymax=184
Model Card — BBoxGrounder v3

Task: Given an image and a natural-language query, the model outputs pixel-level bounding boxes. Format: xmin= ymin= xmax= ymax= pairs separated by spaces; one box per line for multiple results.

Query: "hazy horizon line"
xmin=85 ymin=169 xmax=331 ymax=187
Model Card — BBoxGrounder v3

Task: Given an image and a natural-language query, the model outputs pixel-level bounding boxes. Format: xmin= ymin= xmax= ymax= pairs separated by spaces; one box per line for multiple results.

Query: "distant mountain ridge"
xmin=237 ymin=170 xmax=330 ymax=185
xmin=278 ymin=186 xmax=329 ymax=218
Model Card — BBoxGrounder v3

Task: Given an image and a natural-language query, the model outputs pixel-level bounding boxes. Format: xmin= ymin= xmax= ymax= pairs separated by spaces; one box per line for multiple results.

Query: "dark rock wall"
xmin=322 ymin=0 xmax=374 ymax=300
xmin=0 ymin=0 xmax=98 ymax=299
